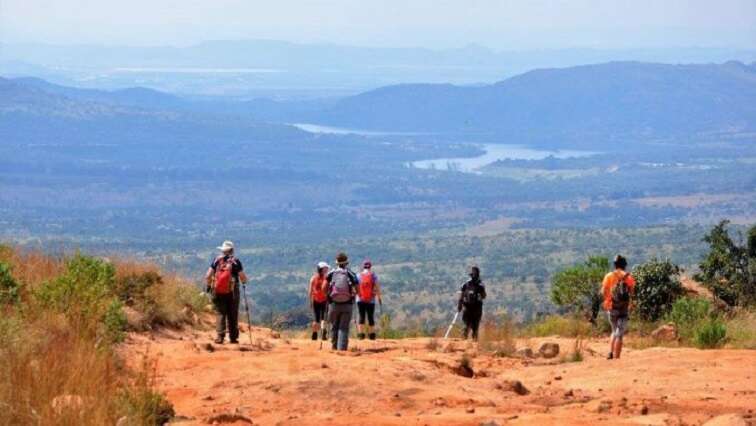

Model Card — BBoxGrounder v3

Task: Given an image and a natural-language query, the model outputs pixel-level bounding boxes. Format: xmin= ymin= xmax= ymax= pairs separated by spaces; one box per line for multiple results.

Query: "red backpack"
xmin=214 ymin=256 xmax=236 ymax=294
xmin=358 ymin=272 xmax=376 ymax=302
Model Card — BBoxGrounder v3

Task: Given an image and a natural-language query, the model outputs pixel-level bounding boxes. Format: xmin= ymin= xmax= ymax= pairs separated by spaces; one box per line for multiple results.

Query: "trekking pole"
xmin=443 ymin=311 xmax=460 ymax=340
xmin=241 ymin=283 xmax=254 ymax=345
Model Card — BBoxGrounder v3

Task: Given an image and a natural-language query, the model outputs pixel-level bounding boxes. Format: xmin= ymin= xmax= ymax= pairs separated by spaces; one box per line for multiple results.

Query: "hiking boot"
xmin=321 ymin=330 xmax=328 ymax=340
xmin=607 ymin=352 xmax=614 ymax=360
xmin=358 ymin=333 xmax=366 ymax=340
xmin=311 ymin=331 xmax=318 ymax=341
xmin=368 ymin=333 xmax=376 ymax=340
xmin=229 ymin=339 xmax=239 ymax=344
xmin=214 ymin=337 xmax=224 ymax=344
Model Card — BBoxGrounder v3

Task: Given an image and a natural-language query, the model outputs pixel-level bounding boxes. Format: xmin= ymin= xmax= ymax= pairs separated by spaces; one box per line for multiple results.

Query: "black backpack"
xmin=611 ymin=273 xmax=631 ymax=317
xmin=462 ymin=282 xmax=482 ymax=306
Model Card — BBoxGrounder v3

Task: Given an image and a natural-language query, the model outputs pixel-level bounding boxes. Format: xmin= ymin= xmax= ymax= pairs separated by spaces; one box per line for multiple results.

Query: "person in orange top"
xmin=601 ymin=255 xmax=636 ymax=360
xmin=309 ymin=262 xmax=330 ymax=341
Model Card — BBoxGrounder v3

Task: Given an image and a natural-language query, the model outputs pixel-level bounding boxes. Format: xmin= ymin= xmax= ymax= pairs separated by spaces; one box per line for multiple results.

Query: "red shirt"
xmin=310 ymin=274 xmax=328 ymax=303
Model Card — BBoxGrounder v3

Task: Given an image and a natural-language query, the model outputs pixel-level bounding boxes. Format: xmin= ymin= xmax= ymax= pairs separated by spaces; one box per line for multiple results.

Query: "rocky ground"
xmin=124 ymin=324 xmax=756 ymax=426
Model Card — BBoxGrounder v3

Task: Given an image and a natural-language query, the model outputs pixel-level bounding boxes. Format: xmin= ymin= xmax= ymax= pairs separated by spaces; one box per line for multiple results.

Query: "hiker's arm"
xmin=480 ymin=285 xmax=487 ymax=300
xmin=239 ymin=271 xmax=248 ymax=284
xmin=205 ymin=267 xmax=214 ymax=285
xmin=457 ymin=285 xmax=464 ymax=312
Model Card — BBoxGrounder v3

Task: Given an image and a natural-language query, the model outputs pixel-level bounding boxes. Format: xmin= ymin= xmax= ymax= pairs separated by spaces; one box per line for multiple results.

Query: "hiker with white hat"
xmin=308 ymin=261 xmax=331 ymax=341
xmin=205 ymin=240 xmax=248 ymax=344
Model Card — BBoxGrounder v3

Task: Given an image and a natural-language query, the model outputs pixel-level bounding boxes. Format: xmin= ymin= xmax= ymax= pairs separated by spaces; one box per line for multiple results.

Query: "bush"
xmin=725 ymin=310 xmax=756 ymax=349
xmin=667 ymin=297 xmax=711 ymax=340
xmin=0 ymin=261 xmax=20 ymax=305
xmin=694 ymin=318 xmax=727 ymax=349
xmin=103 ymin=299 xmax=128 ymax=344
xmin=695 ymin=221 xmax=755 ymax=307
xmin=633 ymin=258 xmax=683 ymax=321
xmin=479 ymin=315 xmax=516 ymax=357
xmin=550 ymin=256 xmax=608 ymax=322
xmin=524 ymin=314 xmax=593 ymax=338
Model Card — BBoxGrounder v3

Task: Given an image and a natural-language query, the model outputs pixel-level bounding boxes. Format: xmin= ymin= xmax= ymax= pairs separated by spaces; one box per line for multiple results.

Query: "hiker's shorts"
xmin=608 ymin=312 xmax=628 ymax=339
xmin=313 ymin=301 xmax=327 ymax=323
xmin=357 ymin=301 xmax=375 ymax=326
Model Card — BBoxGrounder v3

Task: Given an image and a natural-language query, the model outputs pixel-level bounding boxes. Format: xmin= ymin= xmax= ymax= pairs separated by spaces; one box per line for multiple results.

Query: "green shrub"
xmin=695 ymin=220 xmax=755 ymax=307
xmin=667 ymin=297 xmax=711 ymax=340
xmin=633 ymin=258 xmax=684 ymax=321
xmin=103 ymin=299 xmax=128 ymax=344
xmin=694 ymin=318 xmax=727 ymax=349
xmin=0 ymin=261 xmax=20 ymax=305
xmin=550 ymin=256 xmax=608 ymax=321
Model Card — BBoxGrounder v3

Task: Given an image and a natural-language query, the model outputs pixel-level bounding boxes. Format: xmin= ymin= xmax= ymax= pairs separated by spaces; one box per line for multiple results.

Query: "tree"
xmin=633 ymin=258 xmax=683 ymax=321
xmin=550 ymin=256 xmax=608 ymax=322
xmin=695 ymin=220 xmax=755 ymax=307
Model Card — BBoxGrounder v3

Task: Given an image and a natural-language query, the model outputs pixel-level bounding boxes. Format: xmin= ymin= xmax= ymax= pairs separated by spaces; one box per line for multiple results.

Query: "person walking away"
xmin=327 ymin=252 xmax=359 ymax=351
xmin=205 ymin=240 xmax=248 ymax=344
xmin=356 ymin=259 xmax=382 ymax=340
xmin=457 ymin=266 xmax=486 ymax=341
xmin=602 ymin=255 xmax=636 ymax=360
xmin=309 ymin=261 xmax=330 ymax=341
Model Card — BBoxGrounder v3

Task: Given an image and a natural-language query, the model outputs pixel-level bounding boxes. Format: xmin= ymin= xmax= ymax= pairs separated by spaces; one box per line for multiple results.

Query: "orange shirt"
xmin=602 ymin=270 xmax=636 ymax=310
xmin=310 ymin=274 xmax=328 ymax=303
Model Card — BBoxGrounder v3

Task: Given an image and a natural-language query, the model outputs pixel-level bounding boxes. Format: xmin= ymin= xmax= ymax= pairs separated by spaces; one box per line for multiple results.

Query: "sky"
xmin=2 ymin=0 xmax=756 ymax=49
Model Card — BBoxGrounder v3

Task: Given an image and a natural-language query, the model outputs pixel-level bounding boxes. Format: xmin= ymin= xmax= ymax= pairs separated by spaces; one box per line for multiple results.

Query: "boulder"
xmin=651 ymin=323 xmax=678 ymax=341
xmin=538 ymin=342 xmax=560 ymax=359
xmin=496 ymin=380 xmax=529 ymax=396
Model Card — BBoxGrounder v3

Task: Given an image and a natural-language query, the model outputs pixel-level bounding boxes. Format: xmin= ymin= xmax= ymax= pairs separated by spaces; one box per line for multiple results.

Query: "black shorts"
xmin=313 ymin=301 xmax=328 ymax=322
xmin=357 ymin=301 xmax=375 ymax=326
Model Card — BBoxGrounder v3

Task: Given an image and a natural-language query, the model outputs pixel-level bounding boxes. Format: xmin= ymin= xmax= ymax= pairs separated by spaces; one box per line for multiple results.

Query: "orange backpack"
xmin=358 ymin=272 xmax=376 ymax=302
xmin=214 ymin=256 xmax=235 ymax=294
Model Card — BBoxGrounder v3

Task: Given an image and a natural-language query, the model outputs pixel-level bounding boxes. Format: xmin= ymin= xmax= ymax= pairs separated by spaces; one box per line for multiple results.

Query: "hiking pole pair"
xmin=241 ymin=282 xmax=253 ymax=345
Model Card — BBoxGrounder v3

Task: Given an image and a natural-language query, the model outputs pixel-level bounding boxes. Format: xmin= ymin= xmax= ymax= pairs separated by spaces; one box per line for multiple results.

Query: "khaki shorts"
xmin=608 ymin=312 xmax=628 ymax=339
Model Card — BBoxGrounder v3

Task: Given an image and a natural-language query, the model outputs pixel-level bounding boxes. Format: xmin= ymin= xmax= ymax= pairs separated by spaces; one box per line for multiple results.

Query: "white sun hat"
xmin=217 ymin=240 xmax=235 ymax=252
xmin=317 ymin=261 xmax=330 ymax=270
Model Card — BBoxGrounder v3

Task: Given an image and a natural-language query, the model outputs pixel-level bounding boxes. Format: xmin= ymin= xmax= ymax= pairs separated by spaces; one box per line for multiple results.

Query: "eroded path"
xmin=124 ymin=326 xmax=756 ymax=425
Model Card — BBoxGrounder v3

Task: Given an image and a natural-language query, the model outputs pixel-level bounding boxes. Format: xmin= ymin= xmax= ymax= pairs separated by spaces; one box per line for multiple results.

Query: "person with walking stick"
xmin=457 ymin=265 xmax=486 ymax=341
xmin=205 ymin=240 xmax=248 ymax=344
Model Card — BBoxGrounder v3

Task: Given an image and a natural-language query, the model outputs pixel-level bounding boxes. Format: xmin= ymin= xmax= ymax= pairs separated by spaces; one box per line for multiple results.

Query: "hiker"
xmin=205 ymin=240 xmax=248 ymax=344
xmin=326 ymin=252 xmax=359 ymax=351
xmin=602 ymin=254 xmax=636 ymax=360
xmin=309 ymin=261 xmax=330 ymax=341
xmin=356 ymin=259 xmax=382 ymax=340
xmin=457 ymin=265 xmax=486 ymax=340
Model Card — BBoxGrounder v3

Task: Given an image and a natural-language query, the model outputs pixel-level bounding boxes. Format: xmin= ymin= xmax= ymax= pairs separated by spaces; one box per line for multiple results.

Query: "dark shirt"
xmin=458 ymin=278 xmax=486 ymax=311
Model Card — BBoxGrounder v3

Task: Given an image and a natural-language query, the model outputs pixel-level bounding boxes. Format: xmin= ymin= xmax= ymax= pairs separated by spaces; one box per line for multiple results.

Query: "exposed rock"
xmin=703 ymin=414 xmax=748 ymax=426
xmin=651 ymin=323 xmax=678 ymax=341
xmin=51 ymin=394 xmax=84 ymax=415
xmin=496 ymin=380 xmax=529 ymax=396
xmin=123 ymin=306 xmax=148 ymax=331
xmin=466 ymin=406 xmax=476 ymax=414
xmin=515 ymin=348 xmax=534 ymax=358
xmin=539 ymin=342 xmax=560 ymax=359
xmin=205 ymin=413 xmax=253 ymax=424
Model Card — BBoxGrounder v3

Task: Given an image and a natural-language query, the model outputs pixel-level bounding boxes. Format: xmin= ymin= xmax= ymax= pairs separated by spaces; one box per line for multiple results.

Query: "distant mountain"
xmin=0 ymin=77 xmax=303 ymax=145
xmin=304 ymin=61 xmax=756 ymax=146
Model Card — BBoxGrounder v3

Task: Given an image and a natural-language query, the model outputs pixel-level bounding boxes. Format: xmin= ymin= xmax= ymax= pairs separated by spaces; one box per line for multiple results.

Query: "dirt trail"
xmin=125 ymin=325 xmax=756 ymax=426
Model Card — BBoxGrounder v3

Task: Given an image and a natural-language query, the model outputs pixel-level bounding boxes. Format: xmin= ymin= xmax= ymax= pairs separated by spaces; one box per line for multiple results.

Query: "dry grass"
xmin=478 ymin=316 xmax=517 ymax=357
xmin=0 ymin=245 xmax=201 ymax=425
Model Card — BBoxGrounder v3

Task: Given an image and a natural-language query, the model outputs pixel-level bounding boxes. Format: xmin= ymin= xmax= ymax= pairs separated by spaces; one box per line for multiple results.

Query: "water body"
xmin=412 ymin=144 xmax=596 ymax=173
xmin=293 ymin=123 xmax=595 ymax=173
xmin=292 ymin=123 xmax=428 ymax=136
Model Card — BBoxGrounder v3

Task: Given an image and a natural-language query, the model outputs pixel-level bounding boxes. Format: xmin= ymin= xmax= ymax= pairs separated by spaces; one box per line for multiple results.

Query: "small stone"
xmin=515 ymin=348 xmax=534 ymax=358
xmin=466 ymin=406 xmax=475 ymax=414
xmin=651 ymin=323 xmax=678 ymax=341
xmin=564 ymin=389 xmax=574 ymax=398
xmin=554 ymin=376 xmax=562 ymax=381
xmin=496 ymin=380 xmax=529 ymax=396
xmin=640 ymin=405 xmax=649 ymax=415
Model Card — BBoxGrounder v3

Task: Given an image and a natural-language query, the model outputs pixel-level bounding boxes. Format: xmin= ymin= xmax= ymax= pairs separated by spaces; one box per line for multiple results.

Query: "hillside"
xmin=306 ymin=61 xmax=756 ymax=147
xmin=127 ymin=325 xmax=756 ymax=425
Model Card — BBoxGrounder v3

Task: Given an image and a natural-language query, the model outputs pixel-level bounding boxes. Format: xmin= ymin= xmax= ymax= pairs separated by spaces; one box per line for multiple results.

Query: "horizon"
xmin=2 ymin=0 xmax=755 ymax=50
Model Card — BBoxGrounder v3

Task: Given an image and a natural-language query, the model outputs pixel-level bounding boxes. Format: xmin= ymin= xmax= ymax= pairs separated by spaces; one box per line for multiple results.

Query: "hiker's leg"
xmin=337 ymin=305 xmax=352 ymax=351
xmin=213 ymin=294 xmax=228 ymax=341
xmin=357 ymin=302 xmax=366 ymax=335
xmin=461 ymin=309 xmax=470 ymax=339
xmin=229 ymin=288 xmax=240 ymax=342
xmin=329 ymin=304 xmax=339 ymax=349
xmin=471 ymin=308 xmax=482 ymax=341
xmin=613 ymin=317 xmax=627 ymax=359
xmin=366 ymin=303 xmax=376 ymax=338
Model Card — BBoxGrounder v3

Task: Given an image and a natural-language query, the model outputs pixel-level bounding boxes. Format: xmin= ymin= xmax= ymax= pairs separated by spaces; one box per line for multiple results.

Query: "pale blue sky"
xmin=3 ymin=0 xmax=755 ymax=49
